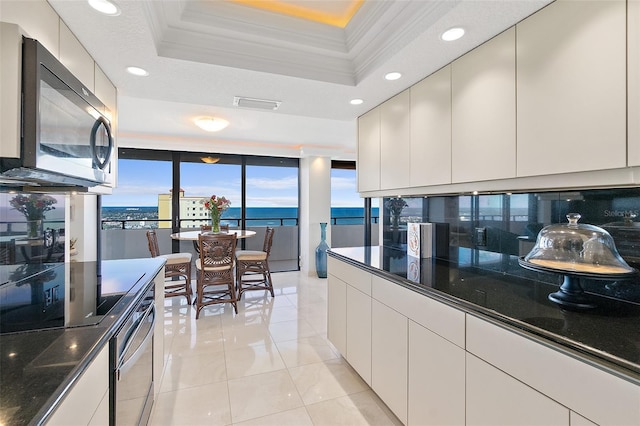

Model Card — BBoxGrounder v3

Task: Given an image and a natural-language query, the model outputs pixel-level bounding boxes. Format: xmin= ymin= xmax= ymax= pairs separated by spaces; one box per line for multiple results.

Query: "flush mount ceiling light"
xmin=350 ymin=98 xmax=364 ymax=105
xmin=384 ymin=72 xmax=402 ymax=81
xmin=194 ymin=117 xmax=229 ymax=132
xmin=126 ymin=66 xmax=149 ymax=76
xmin=441 ymin=27 xmax=465 ymax=41
xmin=88 ymin=0 xmax=121 ymax=16
xmin=233 ymin=96 xmax=281 ymax=111
xmin=201 ymin=156 xmax=220 ymax=164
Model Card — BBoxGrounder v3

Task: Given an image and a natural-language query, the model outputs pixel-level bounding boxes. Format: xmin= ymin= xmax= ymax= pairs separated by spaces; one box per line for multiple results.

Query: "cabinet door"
xmin=0 ymin=0 xmax=59 ymax=58
xmin=0 ymin=23 xmax=22 ymax=159
xmin=371 ymin=300 xmax=408 ymax=424
xmin=327 ymin=275 xmax=347 ymax=355
xmin=451 ymin=27 xmax=516 ymax=183
xmin=629 ymin=0 xmax=640 ymax=167
xmin=357 ymin=108 xmax=381 ymax=192
xmin=59 ymin=22 xmax=95 ymax=92
xmin=516 ymin=0 xmax=626 ymax=176
xmin=408 ymin=320 xmax=464 ymax=426
xmin=47 ymin=345 xmax=110 ymax=425
xmin=346 ymin=285 xmax=371 ymax=385
xmin=94 ymin=65 xmax=117 ymax=116
xmin=410 ymin=65 xmax=452 ymax=187
xmin=380 ymin=90 xmax=411 ymax=190
xmin=466 ymin=353 xmax=568 ymax=426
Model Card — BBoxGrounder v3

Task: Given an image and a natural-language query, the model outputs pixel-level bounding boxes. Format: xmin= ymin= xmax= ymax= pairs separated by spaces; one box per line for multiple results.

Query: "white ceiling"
xmin=47 ymin=0 xmax=552 ymax=160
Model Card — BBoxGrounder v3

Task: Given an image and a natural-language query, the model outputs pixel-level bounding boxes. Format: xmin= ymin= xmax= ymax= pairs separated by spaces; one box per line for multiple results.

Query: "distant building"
xmin=157 ymin=189 xmax=210 ymax=229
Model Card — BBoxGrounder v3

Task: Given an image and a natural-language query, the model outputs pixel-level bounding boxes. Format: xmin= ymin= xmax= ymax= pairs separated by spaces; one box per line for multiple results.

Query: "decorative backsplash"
xmin=0 ymin=191 xmax=66 ymax=266
xmin=383 ymin=188 xmax=640 ymax=268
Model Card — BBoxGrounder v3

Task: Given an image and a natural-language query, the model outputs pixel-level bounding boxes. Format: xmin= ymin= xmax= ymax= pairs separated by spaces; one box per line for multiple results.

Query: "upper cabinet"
xmin=0 ymin=1 xmax=59 ymax=58
xmin=357 ymin=108 xmax=381 ymax=192
xmin=59 ymin=22 xmax=95 ymax=92
xmin=629 ymin=0 xmax=640 ymax=167
xmin=516 ymin=0 xmax=627 ymax=176
xmin=380 ymin=90 xmax=411 ymax=190
xmin=410 ymin=65 xmax=452 ymax=187
xmin=451 ymin=27 xmax=516 ymax=183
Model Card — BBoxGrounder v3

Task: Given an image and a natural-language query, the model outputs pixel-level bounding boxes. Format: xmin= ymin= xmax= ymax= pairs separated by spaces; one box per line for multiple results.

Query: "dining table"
xmin=170 ymin=229 xmax=257 ymax=252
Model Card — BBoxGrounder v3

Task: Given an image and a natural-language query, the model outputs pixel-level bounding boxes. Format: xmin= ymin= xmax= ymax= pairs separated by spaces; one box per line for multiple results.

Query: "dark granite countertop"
xmin=328 ymin=246 xmax=640 ymax=383
xmin=0 ymin=258 xmax=165 ymax=425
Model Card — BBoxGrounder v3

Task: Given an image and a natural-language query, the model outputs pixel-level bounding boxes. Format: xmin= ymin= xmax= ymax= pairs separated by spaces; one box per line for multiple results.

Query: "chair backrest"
xmin=0 ymin=239 xmax=16 ymax=265
xmin=146 ymin=230 xmax=160 ymax=257
xmin=198 ymin=233 xmax=237 ymax=268
xmin=262 ymin=227 xmax=275 ymax=256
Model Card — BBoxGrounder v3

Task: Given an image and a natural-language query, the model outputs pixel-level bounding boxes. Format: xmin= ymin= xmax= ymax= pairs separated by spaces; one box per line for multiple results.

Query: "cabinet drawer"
xmin=372 ymin=275 xmax=464 ymax=348
xmin=328 ymin=257 xmax=371 ymax=295
xmin=466 ymin=315 xmax=640 ymax=425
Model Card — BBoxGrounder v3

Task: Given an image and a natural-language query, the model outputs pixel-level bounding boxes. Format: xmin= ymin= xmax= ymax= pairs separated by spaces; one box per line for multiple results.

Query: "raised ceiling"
xmin=47 ymin=0 xmax=552 ymax=160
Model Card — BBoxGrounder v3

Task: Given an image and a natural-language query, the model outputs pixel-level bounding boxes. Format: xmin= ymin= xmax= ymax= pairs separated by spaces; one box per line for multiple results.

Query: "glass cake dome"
xmin=522 ymin=213 xmax=635 ymax=277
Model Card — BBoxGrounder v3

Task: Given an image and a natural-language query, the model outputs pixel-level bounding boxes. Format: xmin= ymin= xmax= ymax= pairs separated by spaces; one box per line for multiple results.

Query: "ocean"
xmin=101 ymin=206 xmax=380 ymax=227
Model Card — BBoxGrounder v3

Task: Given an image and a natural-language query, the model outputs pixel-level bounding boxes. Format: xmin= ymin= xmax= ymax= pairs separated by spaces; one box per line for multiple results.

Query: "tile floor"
xmin=149 ymin=271 xmax=402 ymax=426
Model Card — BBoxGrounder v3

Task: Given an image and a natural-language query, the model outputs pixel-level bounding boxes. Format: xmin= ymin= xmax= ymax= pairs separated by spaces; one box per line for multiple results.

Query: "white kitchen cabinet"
xmin=380 ymin=90 xmax=411 ymax=190
xmin=327 ymin=274 xmax=347 ymax=355
xmin=629 ymin=0 xmax=640 ymax=167
xmin=46 ymin=345 xmax=110 ymax=425
xmin=410 ymin=65 xmax=452 ymax=187
xmin=0 ymin=23 xmax=22 ymax=159
xmin=466 ymin=314 xmax=640 ymax=426
xmin=466 ymin=353 xmax=569 ymax=426
xmin=371 ymin=299 xmax=408 ymax=424
xmin=408 ymin=320 xmax=464 ymax=426
xmin=94 ymin=65 xmax=117 ymax=116
xmin=451 ymin=27 xmax=516 ymax=183
xmin=59 ymin=22 xmax=95 ymax=91
xmin=153 ymin=268 xmax=165 ymax=398
xmin=569 ymin=412 xmax=598 ymax=426
xmin=346 ymin=285 xmax=371 ymax=385
xmin=357 ymin=108 xmax=381 ymax=192
xmin=0 ymin=0 xmax=59 ymax=58
xmin=516 ymin=0 xmax=626 ymax=176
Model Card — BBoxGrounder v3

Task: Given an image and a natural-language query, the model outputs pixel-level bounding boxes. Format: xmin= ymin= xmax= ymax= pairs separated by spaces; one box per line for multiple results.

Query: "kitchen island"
xmin=328 ymin=246 xmax=640 ymax=426
xmin=0 ymin=258 xmax=166 ymax=425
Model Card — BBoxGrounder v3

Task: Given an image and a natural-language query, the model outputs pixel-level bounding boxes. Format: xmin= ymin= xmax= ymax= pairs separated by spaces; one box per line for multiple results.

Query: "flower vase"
xmin=212 ymin=216 xmax=220 ymax=233
xmin=392 ymin=215 xmax=400 ymax=229
xmin=27 ymin=219 xmax=43 ymax=239
xmin=315 ymin=222 xmax=330 ymax=278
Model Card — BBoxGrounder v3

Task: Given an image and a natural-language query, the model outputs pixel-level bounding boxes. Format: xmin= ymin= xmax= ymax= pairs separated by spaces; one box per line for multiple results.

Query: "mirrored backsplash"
xmin=0 ymin=191 xmax=66 ymax=268
xmin=382 ymin=188 xmax=640 ymax=269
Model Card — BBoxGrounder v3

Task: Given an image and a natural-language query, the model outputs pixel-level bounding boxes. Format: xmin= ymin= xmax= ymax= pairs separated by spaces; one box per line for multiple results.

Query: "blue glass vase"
xmin=315 ymin=222 xmax=330 ymax=278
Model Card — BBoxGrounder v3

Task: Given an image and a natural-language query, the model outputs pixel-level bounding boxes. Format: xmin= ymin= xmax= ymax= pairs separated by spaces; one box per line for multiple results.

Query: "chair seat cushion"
xmin=235 ymin=250 xmax=267 ymax=261
xmin=195 ymin=258 xmax=232 ymax=271
xmin=160 ymin=252 xmax=192 ymax=264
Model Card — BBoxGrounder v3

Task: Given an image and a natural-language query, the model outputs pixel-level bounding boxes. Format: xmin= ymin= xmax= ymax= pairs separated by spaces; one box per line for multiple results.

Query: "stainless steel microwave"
xmin=0 ymin=36 xmax=114 ymax=188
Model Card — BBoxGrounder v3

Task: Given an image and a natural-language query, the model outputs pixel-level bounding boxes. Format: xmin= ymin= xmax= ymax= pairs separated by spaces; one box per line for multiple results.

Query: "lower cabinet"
xmin=346 ymin=285 xmax=371 ymax=385
xmin=466 ymin=353 xmax=569 ymax=425
xmin=408 ymin=320 xmax=464 ymax=426
xmin=46 ymin=345 xmax=109 ymax=425
xmin=372 ymin=300 xmax=408 ymax=424
xmin=327 ymin=274 xmax=347 ymax=355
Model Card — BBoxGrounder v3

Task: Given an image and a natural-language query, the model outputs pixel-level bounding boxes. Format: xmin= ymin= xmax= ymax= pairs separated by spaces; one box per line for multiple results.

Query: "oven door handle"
xmin=117 ymin=304 xmax=155 ymax=381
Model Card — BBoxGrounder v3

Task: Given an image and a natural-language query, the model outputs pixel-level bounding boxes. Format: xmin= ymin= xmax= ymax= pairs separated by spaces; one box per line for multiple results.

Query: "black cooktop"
xmin=0 ymin=262 xmax=144 ymax=334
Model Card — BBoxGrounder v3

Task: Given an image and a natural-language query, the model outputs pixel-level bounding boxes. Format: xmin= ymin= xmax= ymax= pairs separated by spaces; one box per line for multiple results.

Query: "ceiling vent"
xmin=233 ymin=96 xmax=281 ymax=111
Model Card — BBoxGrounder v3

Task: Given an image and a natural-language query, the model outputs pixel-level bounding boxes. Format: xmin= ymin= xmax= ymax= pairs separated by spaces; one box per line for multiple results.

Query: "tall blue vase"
xmin=315 ymin=222 xmax=330 ymax=278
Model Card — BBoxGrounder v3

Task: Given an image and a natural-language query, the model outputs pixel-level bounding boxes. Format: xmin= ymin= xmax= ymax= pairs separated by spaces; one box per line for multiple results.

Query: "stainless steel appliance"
xmin=111 ymin=286 xmax=155 ymax=426
xmin=0 ymin=36 xmax=114 ymax=188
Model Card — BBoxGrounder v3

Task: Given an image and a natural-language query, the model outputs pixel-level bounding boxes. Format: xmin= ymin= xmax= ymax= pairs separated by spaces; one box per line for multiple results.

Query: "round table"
xmin=170 ymin=230 xmax=256 ymax=240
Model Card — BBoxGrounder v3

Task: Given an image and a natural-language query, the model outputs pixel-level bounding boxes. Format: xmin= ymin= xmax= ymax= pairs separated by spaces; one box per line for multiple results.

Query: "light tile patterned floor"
xmin=149 ymin=271 xmax=402 ymax=426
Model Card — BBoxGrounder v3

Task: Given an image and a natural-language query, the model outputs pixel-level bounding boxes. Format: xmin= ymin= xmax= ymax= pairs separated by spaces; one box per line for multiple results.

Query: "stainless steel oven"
xmin=110 ymin=286 xmax=155 ymax=425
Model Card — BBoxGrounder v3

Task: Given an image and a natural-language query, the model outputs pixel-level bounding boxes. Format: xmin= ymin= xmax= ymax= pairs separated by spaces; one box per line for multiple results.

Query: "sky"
xmin=103 ymin=159 xmax=367 ymax=208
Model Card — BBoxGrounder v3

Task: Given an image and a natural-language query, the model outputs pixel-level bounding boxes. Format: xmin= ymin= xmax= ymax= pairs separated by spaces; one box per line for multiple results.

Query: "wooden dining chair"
xmin=146 ymin=230 xmax=193 ymax=304
xmin=235 ymin=227 xmax=275 ymax=300
xmin=195 ymin=232 xmax=238 ymax=318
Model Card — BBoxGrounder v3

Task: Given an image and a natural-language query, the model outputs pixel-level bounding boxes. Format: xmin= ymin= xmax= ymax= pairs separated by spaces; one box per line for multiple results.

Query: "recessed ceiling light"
xmin=384 ymin=72 xmax=402 ymax=81
xmin=194 ymin=117 xmax=229 ymax=132
xmin=441 ymin=27 xmax=465 ymax=41
xmin=126 ymin=66 xmax=149 ymax=76
xmin=350 ymin=99 xmax=364 ymax=105
xmin=88 ymin=0 xmax=121 ymax=16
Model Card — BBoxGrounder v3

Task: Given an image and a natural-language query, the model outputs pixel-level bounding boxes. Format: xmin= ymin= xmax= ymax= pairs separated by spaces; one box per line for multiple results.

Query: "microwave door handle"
xmin=90 ymin=115 xmax=113 ymax=170
xmin=117 ymin=305 xmax=155 ymax=380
